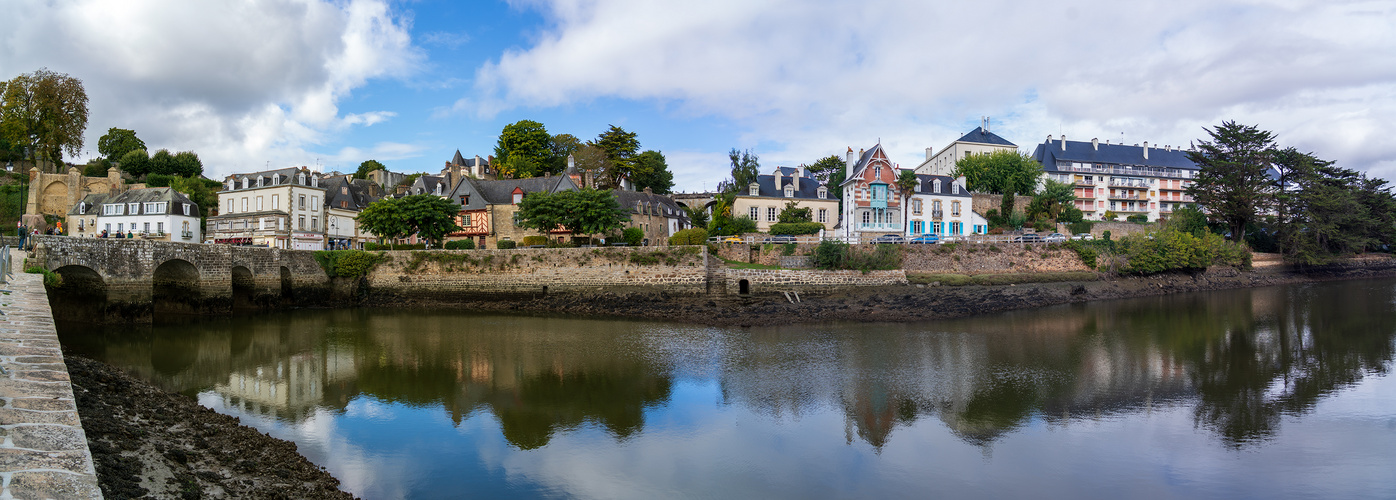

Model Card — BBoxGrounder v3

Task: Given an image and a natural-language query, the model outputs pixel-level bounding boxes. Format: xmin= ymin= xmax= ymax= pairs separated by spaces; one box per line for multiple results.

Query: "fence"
xmin=709 ymin=233 xmax=1070 ymax=245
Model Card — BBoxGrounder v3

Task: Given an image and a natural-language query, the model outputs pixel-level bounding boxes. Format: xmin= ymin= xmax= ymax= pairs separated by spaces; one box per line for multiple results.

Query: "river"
xmin=57 ymin=278 xmax=1396 ymax=499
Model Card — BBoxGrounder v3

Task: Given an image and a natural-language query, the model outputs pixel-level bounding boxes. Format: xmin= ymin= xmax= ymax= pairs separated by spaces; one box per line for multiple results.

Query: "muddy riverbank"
xmin=360 ymin=262 xmax=1396 ymax=327
xmin=65 ymin=355 xmax=356 ymax=499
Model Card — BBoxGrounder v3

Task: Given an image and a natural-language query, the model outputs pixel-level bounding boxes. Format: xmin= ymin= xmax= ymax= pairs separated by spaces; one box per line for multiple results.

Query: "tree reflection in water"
xmin=55 ymin=279 xmax=1396 ymax=452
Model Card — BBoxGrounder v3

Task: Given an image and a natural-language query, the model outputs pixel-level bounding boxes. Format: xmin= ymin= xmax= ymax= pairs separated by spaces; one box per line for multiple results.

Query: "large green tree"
xmin=356 ymin=197 xmax=409 ymax=243
xmin=1185 ymin=121 xmax=1277 ymax=242
xmin=548 ymin=133 xmax=582 ymax=175
xmin=570 ymin=144 xmax=611 ymax=187
xmin=631 ymin=150 xmax=674 ymax=194
xmin=0 ymin=69 xmax=89 ymax=163
xmin=97 ymin=127 xmax=145 ymax=162
xmin=515 ymin=188 xmax=630 ymax=237
xmin=493 ymin=120 xmax=553 ymax=177
xmin=119 ymin=149 xmax=150 ymax=177
xmin=721 ymin=148 xmax=760 ymax=193
xmin=355 ymin=194 xmax=460 ymax=247
xmin=1028 ymin=179 xmax=1076 ymax=221
xmin=354 ymin=159 xmax=386 ymax=179
xmin=592 ymin=125 xmax=640 ymax=188
xmin=806 ymin=154 xmax=846 ymax=202
xmin=951 ymin=149 xmax=1041 ymax=196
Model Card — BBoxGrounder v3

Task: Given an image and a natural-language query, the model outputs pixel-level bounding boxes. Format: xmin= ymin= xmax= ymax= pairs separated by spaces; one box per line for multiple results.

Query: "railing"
xmin=1108 ymin=193 xmax=1149 ymax=201
xmin=1074 ymin=179 xmax=1097 ymax=186
xmin=1108 ymin=179 xmax=1154 ymax=188
xmin=931 ymin=210 xmax=943 ymax=219
xmin=708 ymin=233 xmax=1064 ymax=246
xmin=182 ymin=231 xmax=194 ymax=239
xmin=1061 ymin=164 xmax=1196 ymax=179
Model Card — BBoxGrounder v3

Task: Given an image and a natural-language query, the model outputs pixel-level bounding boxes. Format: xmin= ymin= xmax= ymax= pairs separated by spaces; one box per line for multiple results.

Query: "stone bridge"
xmin=27 ymin=236 xmax=329 ymax=322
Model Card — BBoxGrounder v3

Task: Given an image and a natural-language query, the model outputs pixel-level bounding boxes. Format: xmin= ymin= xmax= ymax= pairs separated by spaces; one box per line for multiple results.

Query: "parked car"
xmin=1043 ymin=233 xmax=1067 ymax=243
xmin=721 ymin=236 xmax=744 ymax=243
xmin=1012 ymin=233 xmax=1043 ymax=243
xmin=870 ymin=234 xmax=905 ymax=244
xmin=909 ymin=234 xmax=941 ymax=244
xmin=1071 ymin=233 xmax=1094 ymax=241
xmin=762 ymin=235 xmax=797 ymax=244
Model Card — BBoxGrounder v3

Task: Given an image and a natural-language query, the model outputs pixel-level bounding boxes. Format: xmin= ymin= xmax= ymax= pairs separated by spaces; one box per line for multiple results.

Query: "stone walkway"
xmin=0 ymin=249 xmax=102 ymax=499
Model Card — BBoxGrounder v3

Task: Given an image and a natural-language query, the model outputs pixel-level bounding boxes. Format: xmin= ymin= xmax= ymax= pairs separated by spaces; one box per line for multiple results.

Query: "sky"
xmin=3 ymin=0 xmax=1394 ymax=193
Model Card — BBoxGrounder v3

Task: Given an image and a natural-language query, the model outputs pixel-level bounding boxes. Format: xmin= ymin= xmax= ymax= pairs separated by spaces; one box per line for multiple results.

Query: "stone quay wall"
xmin=0 ymin=258 xmax=102 ymax=499
xmin=901 ymin=242 xmax=1092 ymax=275
xmin=725 ymin=268 xmax=908 ymax=295
xmin=364 ymin=246 xmax=711 ymax=301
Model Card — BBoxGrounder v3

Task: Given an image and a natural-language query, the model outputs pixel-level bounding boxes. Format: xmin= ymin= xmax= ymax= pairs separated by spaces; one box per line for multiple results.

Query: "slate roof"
xmin=69 ymin=187 xmax=199 ymax=216
xmin=408 ymin=174 xmax=451 ymax=196
xmin=451 ymin=150 xmax=466 ymax=166
xmin=612 ymin=190 xmax=690 ymax=224
xmin=955 ymin=127 xmax=1016 ymax=147
xmin=446 ymin=175 xmax=579 ymax=209
xmin=913 ymin=174 xmax=972 ymax=198
xmin=1032 ymin=139 xmax=1197 ymax=173
xmin=747 ymin=173 xmax=829 ymax=200
xmin=321 ymin=175 xmax=380 ymax=211
xmin=223 ymin=166 xmax=322 ymax=192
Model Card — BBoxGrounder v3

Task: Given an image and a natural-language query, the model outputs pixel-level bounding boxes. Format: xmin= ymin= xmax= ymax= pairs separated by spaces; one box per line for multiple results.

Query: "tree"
xmin=494 ymin=120 xmax=553 ymax=175
xmin=497 ymin=155 xmax=540 ymax=179
xmin=356 ymin=197 xmax=410 ymax=243
xmin=720 ymin=148 xmax=760 ymax=193
xmin=777 ymin=200 xmax=812 ymax=223
xmin=354 ymin=159 xmax=386 ymax=179
xmin=593 ymin=125 xmax=640 ymax=188
xmin=398 ymin=194 xmax=461 ymax=247
xmin=682 ymin=204 xmax=710 ymax=228
xmin=148 ymin=149 xmax=178 ymax=176
xmin=120 ymin=149 xmax=150 ymax=177
xmin=951 ymin=149 xmax=1041 ymax=195
xmin=515 ymin=188 xmax=630 ymax=237
xmin=631 ymin=150 xmax=674 ymax=194
xmin=569 ymin=144 xmax=611 ymax=188
xmin=1028 ymin=179 xmax=1075 ymax=221
xmin=172 ymin=151 xmax=202 ymax=177
xmin=548 ymin=133 xmax=582 ymax=175
xmin=806 ymin=154 xmax=846 ymax=201
xmin=167 ymin=176 xmax=221 ymax=218
xmin=82 ymin=158 xmax=111 ymax=177
xmin=1185 ymin=121 xmax=1277 ymax=242
xmin=895 ymin=169 xmax=918 ymax=229
xmin=97 ymin=127 xmax=145 ymax=162
xmin=0 ymin=68 xmax=89 ymax=163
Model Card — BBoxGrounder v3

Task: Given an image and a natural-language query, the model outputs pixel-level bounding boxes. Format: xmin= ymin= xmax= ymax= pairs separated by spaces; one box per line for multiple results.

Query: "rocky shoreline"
xmin=362 ymin=262 xmax=1396 ymax=327
xmin=65 ymin=355 xmax=356 ymax=499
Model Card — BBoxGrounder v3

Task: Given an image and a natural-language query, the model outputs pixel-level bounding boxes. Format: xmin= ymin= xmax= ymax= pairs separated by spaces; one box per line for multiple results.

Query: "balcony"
xmin=181 ymin=230 xmax=194 ymax=239
xmin=931 ymin=210 xmax=943 ymax=219
xmin=1060 ymin=164 xmax=1196 ymax=179
xmin=1108 ymin=192 xmax=1149 ymax=201
xmin=1108 ymin=179 xmax=1153 ymax=188
xmin=1074 ymin=178 xmax=1097 ymax=186
xmin=857 ymin=223 xmax=902 ymax=231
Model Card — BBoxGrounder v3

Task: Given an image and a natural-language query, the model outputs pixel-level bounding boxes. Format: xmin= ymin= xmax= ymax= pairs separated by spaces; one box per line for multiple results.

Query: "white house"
xmin=912 ymin=121 xmax=1020 ymax=177
xmin=209 ymin=166 xmax=326 ymax=249
xmin=905 ymin=174 xmax=988 ymax=238
xmin=67 ymin=187 xmax=202 ymax=242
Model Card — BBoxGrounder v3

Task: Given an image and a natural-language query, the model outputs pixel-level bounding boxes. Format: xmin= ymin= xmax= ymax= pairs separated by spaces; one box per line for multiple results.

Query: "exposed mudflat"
xmin=66 ymin=355 xmax=356 ymax=500
xmin=363 ymin=263 xmax=1396 ymax=327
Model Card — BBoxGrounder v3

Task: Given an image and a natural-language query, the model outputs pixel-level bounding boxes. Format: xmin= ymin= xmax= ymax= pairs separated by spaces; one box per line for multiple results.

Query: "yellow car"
xmin=721 ymin=236 xmax=744 ymax=243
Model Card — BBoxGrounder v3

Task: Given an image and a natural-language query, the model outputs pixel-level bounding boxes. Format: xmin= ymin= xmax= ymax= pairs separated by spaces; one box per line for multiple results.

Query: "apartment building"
xmin=1032 ymin=136 xmax=1198 ymax=222
xmin=209 ymin=166 xmax=326 ymax=249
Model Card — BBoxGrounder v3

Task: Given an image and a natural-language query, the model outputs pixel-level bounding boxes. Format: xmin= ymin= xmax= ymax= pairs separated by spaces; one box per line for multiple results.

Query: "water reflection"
xmin=56 ymin=279 xmax=1396 ymax=497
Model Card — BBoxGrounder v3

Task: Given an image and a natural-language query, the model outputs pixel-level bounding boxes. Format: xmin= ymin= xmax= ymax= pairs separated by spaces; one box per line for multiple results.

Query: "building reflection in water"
xmin=57 ymin=279 xmax=1396 ymax=451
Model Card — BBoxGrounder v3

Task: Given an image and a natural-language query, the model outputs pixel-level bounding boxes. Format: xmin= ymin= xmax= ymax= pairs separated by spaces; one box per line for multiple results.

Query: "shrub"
xmin=1115 ymin=228 xmax=1251 ymax=274
xmin=813 ymin=240 xmax=847 ymax=270
xmin=812 ymin=240 xmax=901 ymax=271
xmin=25 ymin=266 xmax=62 ymax=287
xmin=1102 ymin=230 xmax=1112 ymax=242
xmin=443 ymin=239 xmax=476 ymax=250
xmin=1103 ymin=211 xmax=1119 ymax=221
xmin=668 ymin=228 xmax=708 ymax=246
xmin=1066 ymin=220 xmax=1094 ymax=235
xmin=1127 ymin=214 xmax=1149 ymax=224
xmin=312 ymin=250 xmax=387 ymax=278
xmin=1064 ymin=240 xmax=1098 ymax=269
xmin=781 ymin=243 xmax=797 ymax=256
xmin=365 ymin=242 xmax=426 ymax=250
xmin=623 ymin=227 xmax=645 ymax=246
xmin=522 ymin=235 xmax=549 ymax=247
xmin=496 ymin=240 xmax=517 ymax=249
xmin=769 ymin=222 xmax=824 ymax=235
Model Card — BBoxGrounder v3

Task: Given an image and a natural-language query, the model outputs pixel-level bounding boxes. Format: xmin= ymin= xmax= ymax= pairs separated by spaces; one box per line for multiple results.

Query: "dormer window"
xmin=914 ymin=183 xmax=921 ymax=193
xmin=749 ymin=183 xmax=759 ymax=196
xmin=512 ymin=188 xmax=524 ymax=204
xmin=817 ymin=187 xmax=827 ymax=199
xmin=784 ymin=186 xmax=794 ymax=197
xmin=934 ymin=180 xmax=942 ymax=192
xmin=128 ymin=202 xmax=140 ymax=214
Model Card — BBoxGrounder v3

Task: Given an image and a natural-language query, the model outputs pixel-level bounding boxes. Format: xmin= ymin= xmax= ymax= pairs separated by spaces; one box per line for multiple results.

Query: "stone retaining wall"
xmin=0 ymin=258 xmax=102 ymax=499
xmin=364 ymin=246 xmax=711 ymax=300
xmin=725 ymin=268 xmax=907 ymax=295
xmin=902 ymin=242 xmax=1091 ymax=274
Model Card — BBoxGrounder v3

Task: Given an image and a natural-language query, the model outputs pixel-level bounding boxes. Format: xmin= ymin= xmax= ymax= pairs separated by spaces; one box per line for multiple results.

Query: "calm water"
xmin=58 ymin=279 xmax=1396 ymax=500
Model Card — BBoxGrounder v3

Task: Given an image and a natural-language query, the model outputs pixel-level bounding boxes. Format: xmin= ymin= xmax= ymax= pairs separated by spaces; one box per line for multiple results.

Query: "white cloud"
xmin=0 ymin=0 xmax=424 ymax=178
xmin=468 ymin=0 xmax=1396 ymax=187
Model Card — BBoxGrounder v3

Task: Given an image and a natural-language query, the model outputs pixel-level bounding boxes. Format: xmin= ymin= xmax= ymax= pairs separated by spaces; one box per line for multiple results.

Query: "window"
xmin=272 ymin=195 xmax=279 ymax=210
xmin=952 ymin=201 xmax=961 ymax=217
xmin=784 ymin=186 xmax=793 ymax=197
xmin=299 ymin=216 xmax=305 ymax=230
xmin=749 ymin=184 xmax=759 ymax=196
xmin=818 ymin=209 xmax=827 ymax=223
xmin=817 ymin=187 xmax=827 ymax=199
xmin=299 ymin=195 xmax=306 ymax=210
xmin=932 ymin=200 xmax=942 ymax=213
xmin=932 ymin=222 xmax=942 ymax=234
xmin=342 ymin=186 xmax=348 ymax=195
xmin=460 ymin=195 xmax=469 ymax=205
xmin=912 ymin=221 xmax=922 ymax=233
xmin=862 ymin=211 xmax=870 ymax=224
xmin=144 ymin=202 xmax=166 ymax=213
xmin=512 ymin=192 xmax=522 ymax=204
xmin=767 ymin=207 xmax=777 ymax=222
xmin=934 ymin=180 xmax=941 ymax=192
xmin=257 ymin=196 xmax=264 ymax=211
xmin=463 ymin=214 xmax=472 ymax=226
xmin=156 ymin=222 xmax=163 ymax=234
xmin=312 ymin=217 xmax=318 ymax=230
xmin=749 ymin=207 xmax=759 ymax=220
xmin=103 ymin=204 xmax=123 ymax=215
xmin=912 ymin=199 xmax=922 ymax=215
xmin=129 ymin=202 xmax=140 ymax=214
xmin=312 ymin=196 xmax=318 ymax=208
xmin=183 ymin=204 xmax=190 ymax=216
xmin=241 ymin=197 xmax=248 ymax=212
xmin=105 ymin=223 xmax=111 ymax=234
xmin=340 ymin=200 xmax=348 ymax=208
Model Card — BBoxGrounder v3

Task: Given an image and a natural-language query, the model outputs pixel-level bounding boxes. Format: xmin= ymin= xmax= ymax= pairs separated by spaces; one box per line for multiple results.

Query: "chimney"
xmin=957 ymin=175 xmax=968 ymax=191
xmin=567 ymin=154 xmax=575 ymax=171
xmin=644 ymin=186 xmax=652 ymax=195
xmin=1047 ymin=135 xmax=1053 ymax=144
xmin=926 ymin=147 xmax=933 ymax=160
xmin=793 ymin=167 xmax=800 ymax=192
xmin=1092 ymin=138 xmax=1098 ymax=151
xmin=1060 ymin=135 xmax=1067 ymax=151
xmin=1143 ymin=141 xmax=1149 ymax=160
xmin=845 ymin=147 xmax=854 ymax=178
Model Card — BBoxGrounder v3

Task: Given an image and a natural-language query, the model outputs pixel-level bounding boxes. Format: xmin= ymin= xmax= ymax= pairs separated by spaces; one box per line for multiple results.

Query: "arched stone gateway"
xmin=153 ymin=259 xmax=203 ymax=317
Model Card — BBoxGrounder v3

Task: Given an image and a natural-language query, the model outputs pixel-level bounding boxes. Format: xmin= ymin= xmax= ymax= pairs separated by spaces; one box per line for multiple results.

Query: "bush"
xmin=1127 ymin=214 xmax=1149 ymax=224
xmin=25 ymin=266 xmax=62 ymax=287
xmin=813 ymin=240 xmax=847 ymax=270
xmin=443 ymin=239 xmax=476 ymax=250
xmin=1115 ymin=228 xmax=1251 ymax=274
xmin=1064 ymin=240 xmax=1098 ymax=269
xmin=313 ymin=250 xmax=387 ymax=278
xmin=769 ymin=222 xmax=824 ymax=235
xmin=1007 ymin=211 xmax=1026 ymax=229
xmin=623 ymin=227 xmax=645 ymax=246
xmin=522 ymin=235 xmax=549 ymax=246
xmin=496 ymin=240 xmax=517 ymax=249
xmin=812 ymin=240 xmax=901 ymax=271
xmin=1103 ymin=210 xmax=1118 ymax=221
xmin=668 ymin=228 xmax=709 ymax=246
xmin=1066 ymin=220 xmax=1094 ymax=235
xmin=364 ymin=242 xmax=426 ymax=251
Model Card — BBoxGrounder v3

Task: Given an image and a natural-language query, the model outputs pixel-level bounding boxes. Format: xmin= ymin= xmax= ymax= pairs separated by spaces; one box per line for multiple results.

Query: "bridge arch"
xmin=231 ymin=265 xmax=255 ymax=311
xmin=47 ymin=264 xmax=108 ymax=322
xmin=153 ymin=258 xmax=202 ymax=317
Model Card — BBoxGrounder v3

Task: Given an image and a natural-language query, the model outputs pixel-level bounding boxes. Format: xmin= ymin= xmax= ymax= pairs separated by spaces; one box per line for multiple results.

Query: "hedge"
xmin=443 ymin=239 xmax=475 ymax=250
xmin=668 ymin=227 xmax=708 ymax=246
xmin=313 ymin=250 xmax=387 ymax=278
xmin=496 ymin=240 xmax=517 ymax=249
xmin=1115 ymin=228 xmax=1251 ymax=274
xmin=769 ymin=222 xmax=824 ymax=235
xmin=623 ymin=227 xmax=645 ymax=246
xmin=365 ymin=242 xmax=426 ymax=251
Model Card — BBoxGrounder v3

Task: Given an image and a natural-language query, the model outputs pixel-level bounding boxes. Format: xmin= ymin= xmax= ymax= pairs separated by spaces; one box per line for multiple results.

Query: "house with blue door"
xmin=905 ymin=174 xmax=988 ymax=238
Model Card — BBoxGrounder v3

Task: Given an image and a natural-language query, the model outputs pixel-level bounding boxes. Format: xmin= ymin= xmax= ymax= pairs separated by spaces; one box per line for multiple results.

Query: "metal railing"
xmin=708 ymin=233 xmax=1065 ymax=246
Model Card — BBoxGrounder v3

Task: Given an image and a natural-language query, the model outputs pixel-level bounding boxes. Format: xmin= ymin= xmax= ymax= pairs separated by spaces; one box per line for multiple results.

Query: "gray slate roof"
xmin=321 ymin=175 xmax=380 ymax=211
xmin=840 ymin=144 xmax=887 ymax=188
xmin=223 ymin=166 xmax=322 ymax=192
xmin=913 ymin=174 xmax=972 ymax=198
xmin=749 ymin=173 xmax=828 ymax=199
xmin=446 ymin=175 xmax=579 ymax=209
xmin=1032 ymin=139 xmax=1198 ymax=172
xmin=955 ymin=127 xmax=1017 ymax=147
xmin=612 ymin=190 xmax=690 ymax=223
xmin=69 ymin=187 xmax=198 ymax=216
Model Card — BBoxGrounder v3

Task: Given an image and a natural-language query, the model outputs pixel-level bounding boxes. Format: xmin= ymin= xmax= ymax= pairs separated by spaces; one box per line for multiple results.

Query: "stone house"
xmin=839 ymin=144 xmax=906 ymax=241
xmin=732 ymin=166 xmax=838 ymax=233
xmin=67 ymin=187 xmax=202 ymax=242
xmin=613 ymin=188 xmax=690 ymax=245
xmin=27 ymin=166 xmax=132 ymax=217
xmin=443 ymin=174 xmax=580 ymax=247
xmin=321 ymin=175 xmax=383 ymax=250
xmin=209 ymin=166 xmax=325 ymax=249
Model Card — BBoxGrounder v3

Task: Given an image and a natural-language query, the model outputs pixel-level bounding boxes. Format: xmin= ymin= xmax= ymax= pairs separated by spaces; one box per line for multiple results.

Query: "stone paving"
xmin=0 ymin=249 xmax=102 ymax=499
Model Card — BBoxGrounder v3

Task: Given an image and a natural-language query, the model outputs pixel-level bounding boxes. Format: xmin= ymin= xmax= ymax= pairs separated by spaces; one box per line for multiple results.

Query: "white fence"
xmin=708 ymin=233 xmax=1071 ymax=245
